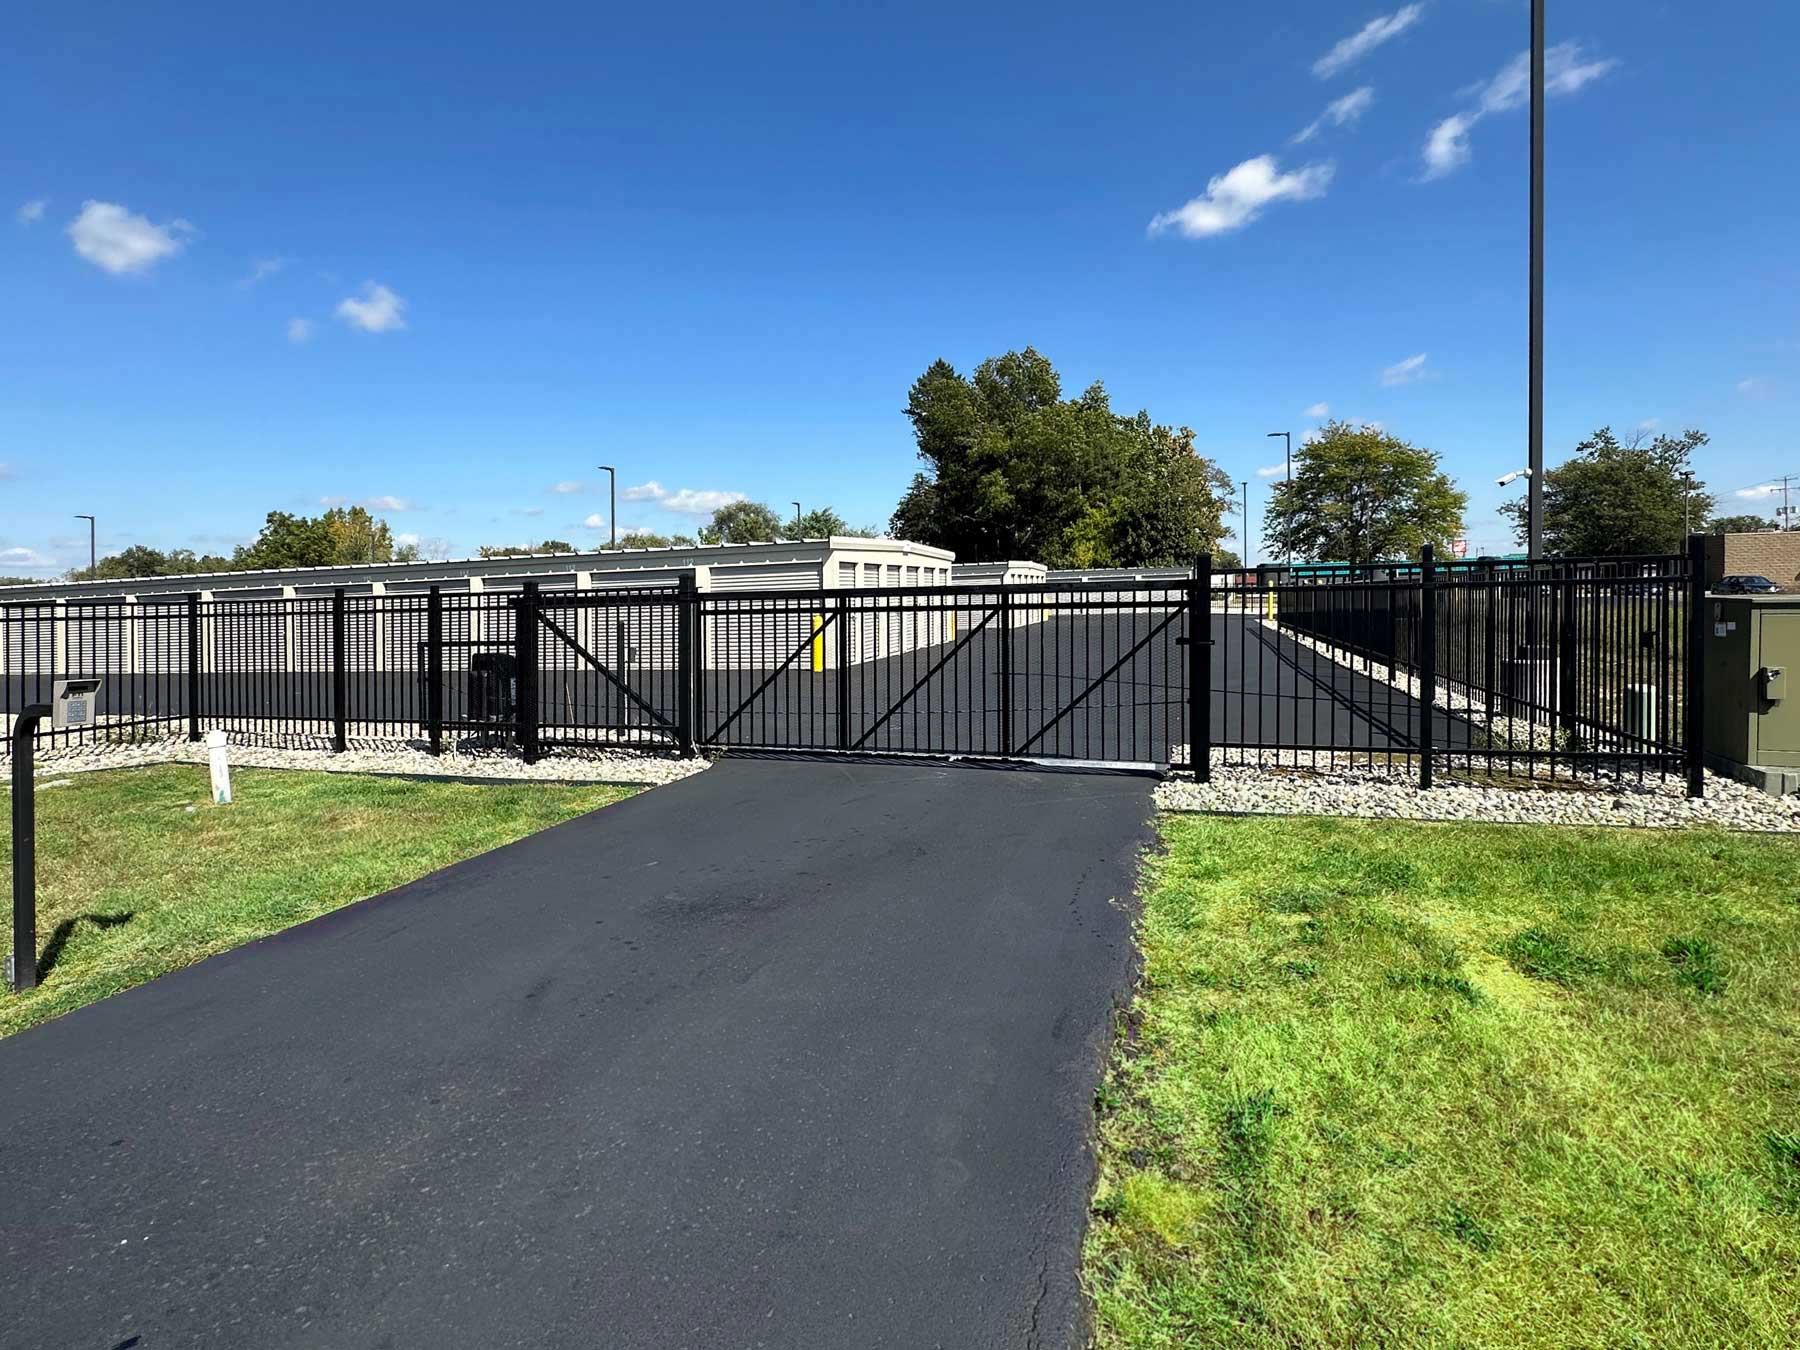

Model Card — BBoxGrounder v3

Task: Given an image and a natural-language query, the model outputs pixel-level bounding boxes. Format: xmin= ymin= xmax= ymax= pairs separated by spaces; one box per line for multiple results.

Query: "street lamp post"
xmin=1241 ymin=480 xmax=1250 ymax=569
xmin=598 ymin=465 xmax=616 ymax=549
xmin=74 ymin=514 xmax=95 ymax=574
xmin=792 ymin=501 xmax=803 ymax=536
xmin=1527 ymin=0 xmax=1545 ymax=558
xmin=1266 ymin=432 xmax=1291 ymax=565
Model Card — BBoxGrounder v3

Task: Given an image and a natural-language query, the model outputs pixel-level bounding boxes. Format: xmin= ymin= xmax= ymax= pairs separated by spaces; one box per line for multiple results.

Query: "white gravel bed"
xmin=1157 ymin=764 xmax=1800 ymax=832
xmin=11 ymin=730 xmax=709 ymax=788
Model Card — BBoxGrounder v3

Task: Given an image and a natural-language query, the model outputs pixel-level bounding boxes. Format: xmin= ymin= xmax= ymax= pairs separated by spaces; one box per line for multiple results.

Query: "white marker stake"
xmin=207 ymin=729 xmax=232 ymax=805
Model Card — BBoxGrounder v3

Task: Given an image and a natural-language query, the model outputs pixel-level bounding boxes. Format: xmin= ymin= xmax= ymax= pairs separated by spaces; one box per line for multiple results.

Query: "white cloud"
xmin=67 ymin=200 xmax=194 ymax=274
xmin=661 ymin=488 xmax=746 ymax=515
xmin=1148 ymin=155 xmax=1334 ymax=239
xmin=319 ymin=495 xmax=350 ymax=507
xmin=1381 ymin=353 xmax=1429 ymax=386
xmin=582 ymin=513 xmax=607 ymax=529
xmin=287 ymin=317 xmax=314 ymax=343
xmin=1312 ymin=5 xmax=1424 ymax=79
xmin=395 ymin=532 xmax=421 ymax=547
xmin=1736 ymin=484 xmax=1782 ymax=500
xmin=1422 ymin=44 xmax=1617 ymax=179
xmin=1635 ymin=417 xmax=1660 ymax=431
xmin=0 ymin=546 xmax=53 ymax=567
xmin=551 ymin=480 xmax=585 ymax=494
xmin=1304 ymin=401 xmax=1330 ymax=418
xmin=17 ymin=199 xmax=47 ymax=225
xmin=513 ymin=506 xmax=545 ymax=517
xmin=1737 ymin=376 xmax=1772 ymax=397
xmin=240 ymin=256 xmax=287 ymax=287
xmin=1293 ymin=86 xmax=1375 ymax=144
xmin=1255 ymin=463 xmax=1288 ymax=478
xmin=622 ymin=480 xmax=667 ymax=501
xmin=360 ymin=495 xmax=416 ymax=512
xmin=335 ymin=282 xmax=407 ymax=333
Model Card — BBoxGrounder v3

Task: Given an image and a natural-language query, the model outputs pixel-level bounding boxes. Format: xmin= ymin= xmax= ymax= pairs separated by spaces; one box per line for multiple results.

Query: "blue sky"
xmin=4 ymin=0 xmax=1795 ymax=573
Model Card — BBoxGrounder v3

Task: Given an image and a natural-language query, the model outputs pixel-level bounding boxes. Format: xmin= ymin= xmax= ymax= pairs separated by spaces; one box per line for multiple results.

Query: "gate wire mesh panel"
xmin=1263 ymin=555 xmax=1688 ymax=782
xmin=535 ymin=588 xmax=683 ymax=748
xmin=697 ymin=582 xmax=1191 ymax=765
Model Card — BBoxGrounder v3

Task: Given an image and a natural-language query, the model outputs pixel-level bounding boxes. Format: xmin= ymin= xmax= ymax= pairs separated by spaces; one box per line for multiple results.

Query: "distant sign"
xmin=1451 ymin=538 xmax=1469 ymax=558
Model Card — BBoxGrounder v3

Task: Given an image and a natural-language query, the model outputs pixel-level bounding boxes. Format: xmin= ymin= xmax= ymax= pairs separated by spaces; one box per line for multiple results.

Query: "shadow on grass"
xmin=37 ymin=912 xmax=135 ymax=982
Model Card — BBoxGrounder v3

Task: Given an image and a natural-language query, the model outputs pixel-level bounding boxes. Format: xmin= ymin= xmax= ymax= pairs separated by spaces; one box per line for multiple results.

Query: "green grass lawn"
xmin=2 ymin=764 xmax=634 ymax=1038
xmin=1087 ymin=817 xmax=1800 ymax=1348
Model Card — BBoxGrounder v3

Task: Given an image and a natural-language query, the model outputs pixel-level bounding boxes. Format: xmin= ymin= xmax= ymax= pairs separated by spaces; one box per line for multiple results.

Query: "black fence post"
xmin=1418 ymin=544 xmax=1437 ymax=790
xmin=675 ymin=573 xmax=696 ymax=756
xmin=331 ymin=588 xmax=348 ymax=753
xmin=426 ymin=585 xmax=444 ymax=756
xmin=9 ymin=704 xmax=49 ymax=992
xmin=614 ymin=619 xmax=628 ymax=731
xmin=517 ymin=582 xmax=540 ymax=764
xmin=997 ymin=585 xmax=1014 ymax=756
xmin=1191 ymin=554 xmax=1212 ymax=783
xmin=1685 ymin=534 xmax=1707 ymax=798
xmin=186 ymin=592 xmax=202 ymax=742
xmin=834 ymin=590 xmax=851 ymax=751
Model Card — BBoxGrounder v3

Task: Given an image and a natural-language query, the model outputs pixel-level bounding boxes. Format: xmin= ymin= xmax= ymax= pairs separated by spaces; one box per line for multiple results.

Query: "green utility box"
xmin=1702 ymin=595 xmax=1800 ymax=794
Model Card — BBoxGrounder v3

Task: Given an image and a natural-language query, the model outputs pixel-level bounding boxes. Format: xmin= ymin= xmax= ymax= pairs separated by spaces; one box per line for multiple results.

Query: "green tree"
xmin=888 ymin=348 xmax=1232 ymax=566
xmin=322 ymin=506 xmax=394 ymax=564
xmin=1708 ymin=513 xmax=1778 ymax=535
xmin=477 ymin=539 xmax=576 ymax=558
xmin=1500 ymin=427 xmax=1712 ymax=556
xmin=699 ymin=500 xmax=784 ymax=545
xmin=612 ymin=531 xmax=697 ymax=549
xmin=787 ymin=506 xmax=849 ymax=539
xmin=1263 ymin=421 xmax=1467 ymax=564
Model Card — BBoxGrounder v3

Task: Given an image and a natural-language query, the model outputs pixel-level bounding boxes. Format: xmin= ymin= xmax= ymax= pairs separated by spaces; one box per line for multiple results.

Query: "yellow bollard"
xmin=812 ymin=614 xmax=824 ymax=673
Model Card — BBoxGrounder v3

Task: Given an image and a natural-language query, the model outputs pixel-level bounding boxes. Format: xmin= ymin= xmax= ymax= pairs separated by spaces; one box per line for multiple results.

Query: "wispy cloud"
xmin=1313 ymin=5 xmax=1424 ymax=79
xmin=622 ymin=480 xmax=666 ymax=501
xmin=513 ymin=506 xmax=545 ymax=517
xmin=67 ymin=200 xmax=194 ymax=274
xmin=1737 ymin=376 xmax=1773 ymax=398
xmin=551 ymin=480 xmax=585 ymax=494
xmin=1149 ymin=155 xmax=1334 ymax=239
xmin=240 ymin=256 xmax=288 ymax=287
xmin=16 ymin=199 xmax=47 ymax=225
xmin=662 ymin=489 xmax=746 ymax=515
xmin=1381 ymin=352 xmax=1430 ymax=386
xmin=1304 ymin=401 xmax=1330 ymax=418
xmin=0 ymin=463 xmax=15 ymax=480
xmin=287 ymin=317 xmax=314 ymax=343
xmin=1293 ymin=86 xmax=1375 ymax=144
xmin=335 ymin=282 xmax=407 ymax=333
xmin=1255 ymin=463 xmax=1288 ymax=478
xmin=1736 ymin=483 xmax=1782 ymax=500
xmin=360 ymin=495 xmax=416 ymax=512
xmin=582 ymin=513 xmax=607 ymax=529
xmin=0 ymin=546 xmax=53 ymax=567
xmin=1422 ymin=44 xmax=1617 ymax=179
xmin=319 ymin=495 xmax=350 ymax=507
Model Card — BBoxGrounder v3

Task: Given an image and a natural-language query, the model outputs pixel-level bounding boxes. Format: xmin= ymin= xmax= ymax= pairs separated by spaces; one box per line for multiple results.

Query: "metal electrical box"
xmin=1702 ymin=596 xmax=1800 ymax=774
xmin=52 ymin=678 xmax=103 ymax=730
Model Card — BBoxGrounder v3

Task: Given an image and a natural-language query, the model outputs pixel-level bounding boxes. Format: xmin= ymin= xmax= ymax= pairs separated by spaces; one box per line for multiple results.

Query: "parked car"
xmin=1714 ymin=574 xmax=1783 ymax=594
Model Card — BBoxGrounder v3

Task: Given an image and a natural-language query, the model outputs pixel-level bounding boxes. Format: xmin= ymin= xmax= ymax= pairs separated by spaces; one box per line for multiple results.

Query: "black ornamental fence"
xmin=1 ymin=543 xmax=1706 ymax=794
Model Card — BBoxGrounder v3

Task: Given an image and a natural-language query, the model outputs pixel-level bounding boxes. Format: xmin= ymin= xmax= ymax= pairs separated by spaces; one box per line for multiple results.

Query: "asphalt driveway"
xmin=0 ymin=757 xmax=1152 ymax=1349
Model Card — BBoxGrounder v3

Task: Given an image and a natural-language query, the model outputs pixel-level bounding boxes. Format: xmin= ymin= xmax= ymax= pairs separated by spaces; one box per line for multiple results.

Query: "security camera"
xmin=1496 ymin=468 xmax=1533 ymax=487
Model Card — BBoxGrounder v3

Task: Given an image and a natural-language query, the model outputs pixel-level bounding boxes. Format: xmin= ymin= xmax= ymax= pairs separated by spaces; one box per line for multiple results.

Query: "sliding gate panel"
xmin=697 ymin=583 xmax=1193 ymax=766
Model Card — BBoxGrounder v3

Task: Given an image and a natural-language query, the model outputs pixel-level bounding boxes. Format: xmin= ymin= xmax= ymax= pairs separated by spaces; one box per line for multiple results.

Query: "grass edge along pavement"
xmin=1084 ymin=813 xmax=1800 ymax=1348
xmin=2 ymin=764 xmax=636 ymax=1038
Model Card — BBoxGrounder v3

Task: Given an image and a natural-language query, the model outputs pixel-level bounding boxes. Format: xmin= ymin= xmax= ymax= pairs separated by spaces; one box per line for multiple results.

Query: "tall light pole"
xmin=1266 ymin=431 xmax=1291 ymax=564
xmin=598 ymin=465 xmax=616 ymax=549
xmin=792 ymin=501 xmax=803 ymax=535
xmin=1241 ymin=479 xmax=1250 ymax=568
xmin=1680 ymin=470 xmax=1697 ymax=539
xmin=1527 ymin=0 xmax=1545 ymax=558
xmin=74 ymin=514 xmax=95 ymax=574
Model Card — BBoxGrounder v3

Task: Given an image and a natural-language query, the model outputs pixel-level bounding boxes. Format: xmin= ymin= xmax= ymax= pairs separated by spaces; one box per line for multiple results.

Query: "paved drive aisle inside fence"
xmin=0 ymin=758 xmax=1151 ymax=1350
